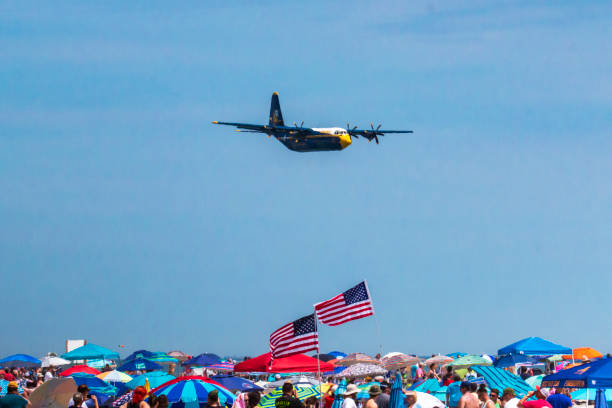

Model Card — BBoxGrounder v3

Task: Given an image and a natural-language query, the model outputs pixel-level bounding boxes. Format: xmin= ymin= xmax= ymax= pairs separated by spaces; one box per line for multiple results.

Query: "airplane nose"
xmin=339 ymin=133 xmax=352 ymax=149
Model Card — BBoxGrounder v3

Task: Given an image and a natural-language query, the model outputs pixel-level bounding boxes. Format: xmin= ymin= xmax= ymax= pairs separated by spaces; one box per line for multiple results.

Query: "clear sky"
xmin=1 ymin=0 xmax=611 ymax=360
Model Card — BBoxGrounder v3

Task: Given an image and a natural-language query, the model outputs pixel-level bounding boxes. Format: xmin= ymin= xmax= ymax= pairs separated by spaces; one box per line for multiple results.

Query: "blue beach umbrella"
xmin=0 ymin=354 xmax=41 ymax=368
xmin=329 ymin=351 xmax=347 ymax=359
xmin=331 ymin=379 xmax=347 ymax=408
xmin=118 ymin=358 xmax=162 ymax=372
xmin=389 ymin=374 xmax=404 ymax=408
xmin=595 ymin=389 xmax=606 ymax=408
xmin=210 ymin=375 xmax=263 ymax=392
xmin=71 ymin=373 xmax=117 ymax=404
xmin=0 ymin=380 xmax=24 ymax=396
xmin=127 ymin=371 xmax=176 ymax=390
xmin=183 ymin=353 xmax=221 ymax=366
xmin=151 ymin=376 xmax=235 ymax=408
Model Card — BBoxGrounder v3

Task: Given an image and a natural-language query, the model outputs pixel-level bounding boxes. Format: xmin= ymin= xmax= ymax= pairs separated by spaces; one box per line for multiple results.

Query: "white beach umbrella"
xmin=40 ymin=356 xmax=71 ymax=368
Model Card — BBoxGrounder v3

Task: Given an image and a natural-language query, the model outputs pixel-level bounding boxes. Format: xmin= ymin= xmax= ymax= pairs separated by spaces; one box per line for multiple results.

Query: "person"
xmin=69 ymin=393 xmax=84 ymax=408
xmin=415 ymin=364 xmax=424 ymax=381
xmin=546 ymin=389 xmax=571 ymax=408
xmin=68 ymin=385 xmax=98 ymax=408
xmin=275 ymin=383 xmax=305 ymax=408
xmin=518 ymin=387 xmax=552 ymax=408
xmin=0 ymin=382 xmax=30 ymax=408
xmin=477 ymin=385 xmax=496 ymax=408
xmin=324 ymin=385 xmax=337 ymax=408
xmin=304 ymin=397 xmax=318 ymax=408
xmin=206 ymin=390 xmax=221 ymax=408
xmin=489 ymin=389 xmax=501 ymax=408
xmin=405 ymin=391 xmax=421 ymax=408
xmin=341 ymin=384 xmax=359 ymax=408
xmin=364 ymin=385 xmax=381 ymax=408
xmin=458 ymin=382 xmax=480 ymax=408
xmin=442 ymin=368 xmax=454 ymax=386
xmin=246 ymin=392 xmax=260 ymax=408
xmin=500 ymin=389 xmax=519 ymax=408
xmin=121 ymin=386 xmax=150 ymax=408
xmin=376 ymin=382 xmax=390 ymax=408
xmin=446 ymin=375 xmax=463 ymax=408
xmin=43 ymin=367 xmax=54 ymax=382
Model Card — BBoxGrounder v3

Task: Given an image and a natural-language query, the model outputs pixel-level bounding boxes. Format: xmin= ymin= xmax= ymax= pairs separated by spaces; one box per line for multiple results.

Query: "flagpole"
xmin=315 ymin=312 xmax=323 ymax=408
xmin=364 ymin=279 xmax=383 ymax=358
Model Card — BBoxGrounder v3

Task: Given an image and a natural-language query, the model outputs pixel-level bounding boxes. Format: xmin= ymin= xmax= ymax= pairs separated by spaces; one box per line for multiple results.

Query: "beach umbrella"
xmin=168 ymin=350 xmax=191 ymax=362
xmin=448 ymin=355 xmax=492 ymax=368
xmin=260 ymin=386 xmax=321 ymax=408
xmin=118 ymin=357 xmax=162 ymax=372
xmin=494 ymin=354 xmax=538 ymax=368
xmin=127 ymin=371 xmax=176 ymax=390
xmin=150 ymin=376 xmax=236 ymax=407
xmin=0 ymin=380 xmax=24 ymax=396
xmin=317 ymin=354 xmax=337 ymax=362
xmin=29 ymin=377 xmax=77 ymax=408
xmin=71 ymin=373 xmax=118 ymax=402
xmin=60 ymin=365 xmax=101 ymax=376
xmin=563 ymin=348 xmax=604 ymax=361
xmin=542 ymin=357 xmax=612 ymax=388
xmin=525 ymin=375 xmax=544 ymax=388
xmin=425 ymin=355 xmax=454 ymax=365
xmin=207 ymin=361 xmax=235 ymax=371
xmin=61 ymin=344 xmax=119 ymax=361
xmin=382 ymin=353 xmax=420 ymax=370
xmin=498 ymin=337 xmax=572 ymax=356
xmin=357 ymin=382 xmax=381 ymax=399
xmin=183 ymin=353 xmax=222 ymax=366
xmin=389 ymin=374 xmax=404 ymax=408
xmin=328 ymin=351 xmax=347 ymax=359
xmin=210 ymin=375 xmax=262 ymax=392
xmin=595 ymin=389 xmax=606 ymax=408
xmin=40 ymin=355 xmax=71 ymax=368
xmin=124 ymin=350 xmax=156 ymax=361
xmin=414 ymin=391 xmax=447 ymax=408
xmin=336 ymin=353 xmax=379 ymax=366
xmin=97 ymin=370 xmax=133 ymax=383
xmin=330 ymin=379 xmax=346 ymax=408
xmin=0 ymin=354 xmax=41 ymax=368
xmin=334 ymin=363 xmax=387 ymax=378
xmin=447 ymin=353 xmax=467 ymax=359
xmin=149 ymin=352 xmax=179 ymax=364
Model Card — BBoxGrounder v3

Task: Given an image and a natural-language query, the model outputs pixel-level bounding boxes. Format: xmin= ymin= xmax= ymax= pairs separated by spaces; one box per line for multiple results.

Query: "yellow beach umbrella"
xmin=97 ymin=370 xmax=133 ymax=383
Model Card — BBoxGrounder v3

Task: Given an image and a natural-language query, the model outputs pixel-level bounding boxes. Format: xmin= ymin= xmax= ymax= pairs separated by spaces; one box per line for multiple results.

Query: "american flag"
xmin=270 ymin=314 xmax=319 ymax=359
xmin=314 ymin=281 xmax=374 ymax=326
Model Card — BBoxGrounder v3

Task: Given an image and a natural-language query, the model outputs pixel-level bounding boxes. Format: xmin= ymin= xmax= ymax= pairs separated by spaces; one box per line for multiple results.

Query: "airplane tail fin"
xmin=269 ymin=92 xmax=284 ymax=126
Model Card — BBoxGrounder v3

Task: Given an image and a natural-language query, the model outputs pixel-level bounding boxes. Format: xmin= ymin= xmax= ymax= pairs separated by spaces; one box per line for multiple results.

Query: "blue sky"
xmin=1 ymin=0 xmax=611 ymax=359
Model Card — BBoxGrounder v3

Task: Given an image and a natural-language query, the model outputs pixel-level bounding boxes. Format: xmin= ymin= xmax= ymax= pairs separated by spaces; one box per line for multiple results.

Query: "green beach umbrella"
xmin=448 ymin=355 xmax=492 ymax=368
xmin=260 ymin=386 xmax=321 ymax=408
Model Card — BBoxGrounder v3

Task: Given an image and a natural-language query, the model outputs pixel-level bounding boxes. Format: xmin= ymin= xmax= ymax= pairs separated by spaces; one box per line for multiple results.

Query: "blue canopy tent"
xmin=494 ymin=354 xmax=539 ymax=368
xmin=0 ymin=354 xmax=41 ymax=368
xmin=472 ymin=366 xmax=534 ymax=398
xmin=498 ymin=337 xmax=572 ymax=356
xmin=210 ymin=375 xmax=263 ymax=392
xmin=542 ymin=357 xmax=612 ymax=389
xmin=61 ymin=344 xmax=120 ymax=361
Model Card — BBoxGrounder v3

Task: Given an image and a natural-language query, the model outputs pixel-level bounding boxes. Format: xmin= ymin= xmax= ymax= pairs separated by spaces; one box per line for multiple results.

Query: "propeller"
xmin=346 ymin=123 xmax=359 ymax=138
xmin=369 ymin=122 xmax=382 ymax=144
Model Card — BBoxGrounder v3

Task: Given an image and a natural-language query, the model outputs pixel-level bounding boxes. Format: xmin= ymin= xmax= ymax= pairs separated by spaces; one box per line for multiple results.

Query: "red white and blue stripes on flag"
xmin=269 ymin=314 xmax=319 ymax=359
xmin=314 ymin=281 xmax=375 ymax=326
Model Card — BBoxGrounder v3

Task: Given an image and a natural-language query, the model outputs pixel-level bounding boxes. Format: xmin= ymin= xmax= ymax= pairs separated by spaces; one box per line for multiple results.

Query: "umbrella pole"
xmin=587 ymin=388 xmax=589 ymax=407
xmin=316 ymin=319 xmax=323 ymax=408
xmin=364 ymin=280 xmax=383 ymax=357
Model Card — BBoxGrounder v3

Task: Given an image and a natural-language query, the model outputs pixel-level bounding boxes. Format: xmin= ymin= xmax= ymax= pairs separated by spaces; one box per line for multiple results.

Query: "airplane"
xmin=212 ymin=92 xmax=413 ymax=152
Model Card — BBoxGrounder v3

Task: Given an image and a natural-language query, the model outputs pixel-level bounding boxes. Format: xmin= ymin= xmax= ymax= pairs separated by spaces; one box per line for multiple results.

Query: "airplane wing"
xmin=212 ymin=121 xmax=326 ymax=136
xmin=347 ymin=124 xmax=413 ymax=144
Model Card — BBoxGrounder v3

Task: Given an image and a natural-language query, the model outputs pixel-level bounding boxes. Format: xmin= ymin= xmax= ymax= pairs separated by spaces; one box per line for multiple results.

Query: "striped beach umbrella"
xmin=330 ymin=379 xmax=347 ymax=408
xmin=335 ymin=353 xmax=379 ymax=366
xmin=424 ymin=355 xmax=454 ymax=365
xmin=97 ymin=370 xmax=133 ymax=383
xmin=260 ymin=386 xmax=321 ymax=408
xmin=334 ymin=363 xmax=386 ymax=378
xmin=382 ymin=353 xmax=420 ymax=370
xmin=150 ymin=376 xmax=235 ymax=408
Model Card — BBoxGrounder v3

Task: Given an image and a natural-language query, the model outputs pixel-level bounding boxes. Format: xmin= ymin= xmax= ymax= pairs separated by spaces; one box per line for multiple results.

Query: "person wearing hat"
xmin=68 ymin=385 xmax=98 ymax=408
xmin=518 ymin=387 xmax=552 ymax=408
xmin=341 ymin=384 xmax=359 ymax=408
xmin=500 ymin=388 xmax=519 ymax=408
xmin=365 ymin=385 xmax=382 ymax=408
xmin=376 ymin=382 xmax=391 ymax=408
xmin=0 ymin=381 xmax=30 ymax=408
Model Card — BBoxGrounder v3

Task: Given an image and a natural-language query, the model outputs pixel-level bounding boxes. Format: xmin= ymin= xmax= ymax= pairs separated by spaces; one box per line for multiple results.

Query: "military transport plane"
xmin=212 ymin=92 xmax=413 ymax=152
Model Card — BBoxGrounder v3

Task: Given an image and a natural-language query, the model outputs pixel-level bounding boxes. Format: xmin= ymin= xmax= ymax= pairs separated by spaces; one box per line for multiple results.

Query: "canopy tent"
xmin=234 ymin=352 xmax=334 ymax=373
xmin=61 ymin=344 xmax=119 ymax=361
xmin=127 ymin=371 xmax=176 ymax=390
xmin=563 ymin=348 xmax=604 ymax=361
xmin=117 ymin=357 xmax=162 ymax=372
xmin=471 ymin=366 xmax=534 ymax=398
xmin=210 ymin=375 xmax=262 ymax=392
xmin=542 ymin=357 xmax=612 ymax=388
xmin=29 ymin=377 xmax=77 ymax=408
xmin=0 ymin=354 xmax=41 ymax=367
xmin=498 ymin=337 xmax=572 ymax=356
xmin=494 ymin=354 xmax=539 ymax=368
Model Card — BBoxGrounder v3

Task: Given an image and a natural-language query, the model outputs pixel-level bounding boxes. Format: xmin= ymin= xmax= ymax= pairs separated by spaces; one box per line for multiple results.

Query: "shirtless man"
xmin=458 ymin=382 xmax=480 ymax=408
xmin=364 ymin=385 xmax=382 ymax=408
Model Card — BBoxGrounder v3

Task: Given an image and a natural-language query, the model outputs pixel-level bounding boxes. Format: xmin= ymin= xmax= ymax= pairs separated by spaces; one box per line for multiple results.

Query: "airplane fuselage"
xmin=276 ymin=127 xmax=352 ymax=152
